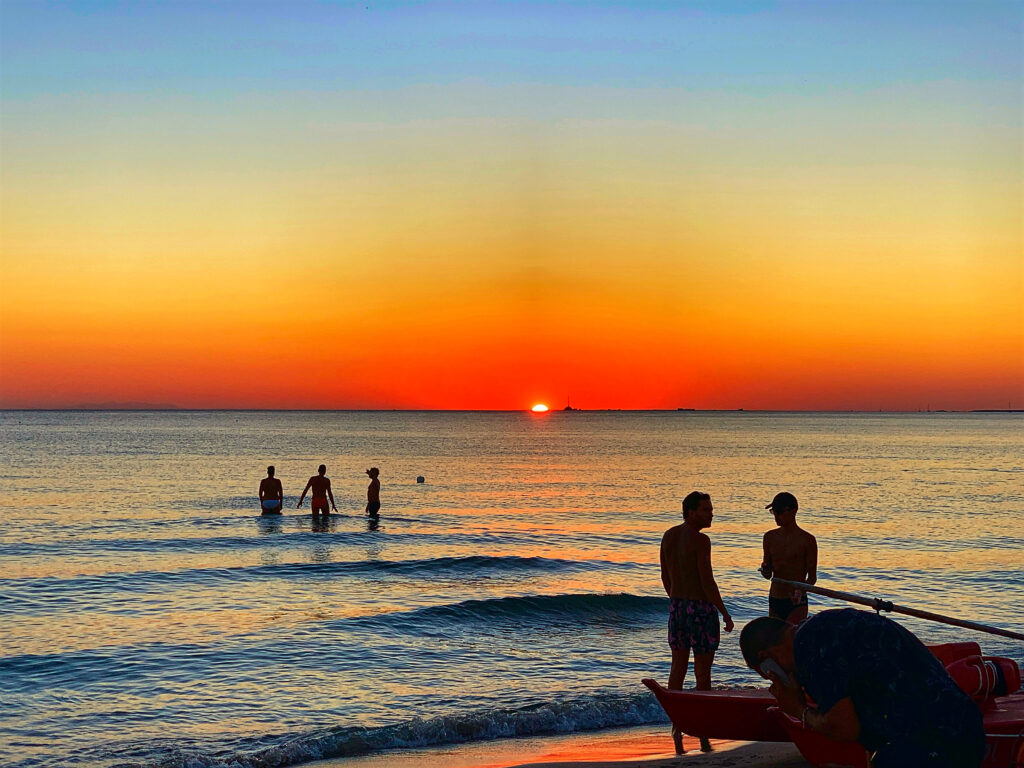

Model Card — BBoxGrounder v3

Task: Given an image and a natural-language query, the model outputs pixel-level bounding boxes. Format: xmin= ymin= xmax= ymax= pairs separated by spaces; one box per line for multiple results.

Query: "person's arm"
xmin=659 ymin=533 xmax=672 ymax=597
xmin=275 ymin=480 xmax=283 ymax=502
xmin=297 ymin=478 xmax=312 ymax=508
xmin=805 ymin=535 xmax=818 ymax=585
xmin=697 ymin=536 xmax=734 ymax=631
xmin=259 ymin=482 xmax=266 ymax=502
xmin=327 ymin=479 xmax=336 ymax=512
xmin=759 ymin=532 xmax=773 ymax=580
xmin=771 ymin=678 xmax=860 ymax=743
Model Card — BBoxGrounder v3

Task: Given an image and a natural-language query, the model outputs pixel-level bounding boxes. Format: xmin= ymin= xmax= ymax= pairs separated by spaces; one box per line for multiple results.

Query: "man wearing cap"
xmin=759 ymin=491 xmax=817 ymax=623
xmin=365 ymin=467 xmax=381 ymax=516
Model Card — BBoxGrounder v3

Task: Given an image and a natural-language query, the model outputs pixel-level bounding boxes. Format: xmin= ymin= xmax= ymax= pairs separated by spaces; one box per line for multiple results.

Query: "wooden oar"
xmin=771 ymin=577 xmax=1024 ymax=642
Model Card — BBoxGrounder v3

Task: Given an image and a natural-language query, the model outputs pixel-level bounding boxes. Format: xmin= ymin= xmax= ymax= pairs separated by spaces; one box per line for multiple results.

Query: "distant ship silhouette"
xmin=563 ymin=396 xmax=577 ymax=411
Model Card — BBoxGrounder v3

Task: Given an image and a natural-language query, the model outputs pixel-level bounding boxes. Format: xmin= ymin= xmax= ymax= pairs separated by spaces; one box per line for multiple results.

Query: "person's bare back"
xmin=307 ymin=475 xmax=331 ymax=497
xmin=660 ymin=524 xmax=710 ymax=600
xmin=297 ymin=464 xmax=336 ymax=515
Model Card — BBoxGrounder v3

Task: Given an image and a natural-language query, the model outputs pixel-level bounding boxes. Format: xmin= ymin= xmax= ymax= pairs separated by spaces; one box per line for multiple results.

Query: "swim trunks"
xmin=367 ymin=501 xmax=381 ymax=515
xmin=668 ymin=598 xmax=720 ymax=654
xmin=769 ymin=595 xmax=809 ymax=622
xmin=261 ymin=499 xmax=282 ymax=513
xmin=311 ymin=496 xmax=329 ymax=514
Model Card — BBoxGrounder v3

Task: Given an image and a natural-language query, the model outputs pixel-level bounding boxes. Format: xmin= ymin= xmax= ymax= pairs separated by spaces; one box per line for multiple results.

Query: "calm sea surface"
xmin=1 ymin=411 xmax=1021 ymax=768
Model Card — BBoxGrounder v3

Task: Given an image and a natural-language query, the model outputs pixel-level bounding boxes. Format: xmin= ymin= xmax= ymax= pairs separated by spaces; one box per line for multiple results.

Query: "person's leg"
xmin=668 ymin=647 xmax=690 ymax=691
xmin=787 ymin=602 xmax=808 ymax=624
xmin=693 ymin=651 xmax=714 ymax=691
xmin=769 ymin=596 xmax=792 ymax=620
xmin=667 ymin=610 xmax=690 ymax=754
xmin=692 ymin=651 xmax=715 ymax=752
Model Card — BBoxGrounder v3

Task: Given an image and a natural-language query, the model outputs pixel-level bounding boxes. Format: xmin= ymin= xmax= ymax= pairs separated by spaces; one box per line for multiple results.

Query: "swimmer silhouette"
xmin=258 ymin=466 xmax=283 ymax=514
xmin=297 ymin=464 xmax=336 ymax=516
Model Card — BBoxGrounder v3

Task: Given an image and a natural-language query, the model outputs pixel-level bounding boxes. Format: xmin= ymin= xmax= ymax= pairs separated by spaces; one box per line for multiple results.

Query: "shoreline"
xmin=308 ymin=725 xmax=811 ymax=768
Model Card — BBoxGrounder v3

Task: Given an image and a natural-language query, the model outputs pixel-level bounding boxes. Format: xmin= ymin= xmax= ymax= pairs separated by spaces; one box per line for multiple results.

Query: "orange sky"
xmin=1 ymin=5 xmax=1021 ymax=410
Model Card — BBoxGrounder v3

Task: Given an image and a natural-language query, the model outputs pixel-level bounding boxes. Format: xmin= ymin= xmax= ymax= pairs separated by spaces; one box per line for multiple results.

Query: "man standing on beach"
xmin=297 ymin=464 xmax=336 ymax=516
xmin=258 ymin=466 xmax=283 ymax=514
xmin=740 ymin=610 xmax=985 ymax=767
xmin=758 ymin=492 xmax=817 ymax=623
xmin=660 ymin=491 xmax=734 ymax=753
xmin=365 ymin=467 xmax=381 ymax=516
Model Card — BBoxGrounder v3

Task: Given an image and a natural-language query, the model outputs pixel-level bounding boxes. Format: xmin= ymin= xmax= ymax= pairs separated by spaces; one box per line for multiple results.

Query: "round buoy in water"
xmin=416 ymin=476 xmax=425 ymax=483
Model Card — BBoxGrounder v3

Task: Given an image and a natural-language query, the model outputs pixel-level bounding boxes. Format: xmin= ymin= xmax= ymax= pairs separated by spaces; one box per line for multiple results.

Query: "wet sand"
xmin=309 ymin=725 xmax=810 ymax=768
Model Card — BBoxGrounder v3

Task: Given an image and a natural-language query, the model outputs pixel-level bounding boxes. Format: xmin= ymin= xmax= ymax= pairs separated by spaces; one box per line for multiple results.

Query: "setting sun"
xmin=531 ymin=404 xmax=549 ymax=413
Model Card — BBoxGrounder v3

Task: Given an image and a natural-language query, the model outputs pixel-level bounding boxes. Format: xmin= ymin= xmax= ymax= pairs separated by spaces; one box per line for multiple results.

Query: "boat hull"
xmin=641 ymin=678 xmax=790 ymax=742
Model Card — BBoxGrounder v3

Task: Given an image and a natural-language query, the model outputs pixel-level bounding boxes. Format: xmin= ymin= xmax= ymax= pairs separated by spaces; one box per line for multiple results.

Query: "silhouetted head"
xmin=366 ymin=467 xmax=379 ymax=478
xmin=766 ymin=492 xmax=798 ymax=525
xmin=318 ymin=464 xmax=327 ymax=475
xmin=740 ymin=616 xmax=796 ymax=675
xmin=682 ymin=491 xmax=713 ymax=528
xmin=267 ymin=466 xmax=275 ymax=477
xmin=766 ymin=492 xmax=797 ymax=513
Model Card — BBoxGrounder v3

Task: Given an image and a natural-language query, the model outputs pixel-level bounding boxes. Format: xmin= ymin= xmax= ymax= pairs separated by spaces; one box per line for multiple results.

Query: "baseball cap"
xmin=765 ymin=492 xmax=798 ymax=511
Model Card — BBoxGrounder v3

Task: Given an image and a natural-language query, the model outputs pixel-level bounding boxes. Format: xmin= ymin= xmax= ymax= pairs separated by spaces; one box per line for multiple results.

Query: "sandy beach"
xmin=309 ymin=725 xmax=811 ymax=768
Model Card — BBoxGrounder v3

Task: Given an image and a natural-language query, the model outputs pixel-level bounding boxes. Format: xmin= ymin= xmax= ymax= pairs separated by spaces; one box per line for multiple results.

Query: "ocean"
xmin=1 ymin=411 xmax=1021 ymax=768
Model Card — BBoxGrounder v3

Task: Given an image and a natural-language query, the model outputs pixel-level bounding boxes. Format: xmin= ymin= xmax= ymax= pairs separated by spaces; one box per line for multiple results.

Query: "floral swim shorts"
xmin=668 ymin=598 xmax=720 ymax=654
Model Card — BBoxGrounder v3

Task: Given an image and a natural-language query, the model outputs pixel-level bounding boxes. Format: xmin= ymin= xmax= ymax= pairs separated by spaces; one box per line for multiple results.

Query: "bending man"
xmin=740 ymin=609 xmax=985 ymax=767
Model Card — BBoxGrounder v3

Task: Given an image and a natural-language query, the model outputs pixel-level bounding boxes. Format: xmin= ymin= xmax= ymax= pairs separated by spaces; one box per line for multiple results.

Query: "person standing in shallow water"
xmin=759 ymin=491 xmax=817 ymax=624
xmin=660 ymin=491 xmax=734 ymax=754
xmin=258 ymin=466 xmax=283 ymax=514
xmin=365 ymin=467 xmax=381 ymax=516
xmin=297 ymin=464 xmax=336 ymax=516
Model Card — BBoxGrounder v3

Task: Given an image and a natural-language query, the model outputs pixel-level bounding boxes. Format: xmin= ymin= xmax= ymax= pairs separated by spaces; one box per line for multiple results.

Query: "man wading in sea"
xmin=660 ymin=491 xmax=734 ymax=753
xmin=258 ymin=465 xmax=283 ymax=514
xmin=365 ymin=467 xmax=381 ymax=516
xmin=297 ymin=464 xmax=336 ymax=516
xmin=759 ymin=491 xmax=817 ymax=623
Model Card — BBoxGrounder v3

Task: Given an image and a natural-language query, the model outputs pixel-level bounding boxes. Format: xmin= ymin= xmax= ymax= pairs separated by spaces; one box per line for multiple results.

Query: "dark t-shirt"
xmin=794 ymin=609 xmax=984 ymax=759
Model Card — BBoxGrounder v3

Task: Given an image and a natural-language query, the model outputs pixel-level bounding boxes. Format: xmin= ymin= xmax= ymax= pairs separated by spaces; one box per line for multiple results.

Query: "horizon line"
xmin=2 ymin=407 xmax=1021 ymax=414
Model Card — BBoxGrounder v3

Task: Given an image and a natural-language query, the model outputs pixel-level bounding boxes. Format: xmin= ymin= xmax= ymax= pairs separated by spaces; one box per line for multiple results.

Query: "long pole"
xmin=772 ymin=578 xmax=1024 ymax=642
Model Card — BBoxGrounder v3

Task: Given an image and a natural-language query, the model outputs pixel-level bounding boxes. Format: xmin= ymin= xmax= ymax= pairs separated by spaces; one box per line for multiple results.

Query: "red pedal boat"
xmin=641 ymin=679 xmax=790 ymax=742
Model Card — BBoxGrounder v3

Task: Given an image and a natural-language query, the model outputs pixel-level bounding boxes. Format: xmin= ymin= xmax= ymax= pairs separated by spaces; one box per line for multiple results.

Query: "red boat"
xmin=641 ymin=680 xmax=790 ymax=742
xmin=644 ymin=642 xmax=1024 ymax=767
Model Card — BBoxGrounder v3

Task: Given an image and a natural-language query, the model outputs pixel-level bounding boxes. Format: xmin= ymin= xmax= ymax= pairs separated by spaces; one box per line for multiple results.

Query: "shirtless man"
xmin=297 ymin=464 xmax=337 ymax=516
xmin=660 ymin=491 xmax=734 ymax=753
xmin=759 ymin=492 xmax=817 ymax=624
xmin=258 ymin=466 xmax=283 ymax=514
xmin=365 ymin=467 xmax=381 ymax=516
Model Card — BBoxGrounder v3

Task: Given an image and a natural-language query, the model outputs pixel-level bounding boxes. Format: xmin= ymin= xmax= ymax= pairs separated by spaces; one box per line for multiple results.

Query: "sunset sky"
xmin=1 ymin=1 xmax=1021 ymax=410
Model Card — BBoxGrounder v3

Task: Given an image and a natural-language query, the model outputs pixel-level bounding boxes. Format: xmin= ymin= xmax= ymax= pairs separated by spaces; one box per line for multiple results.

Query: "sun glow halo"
xmin=531 ymin=404 xmax=549 ymax=413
